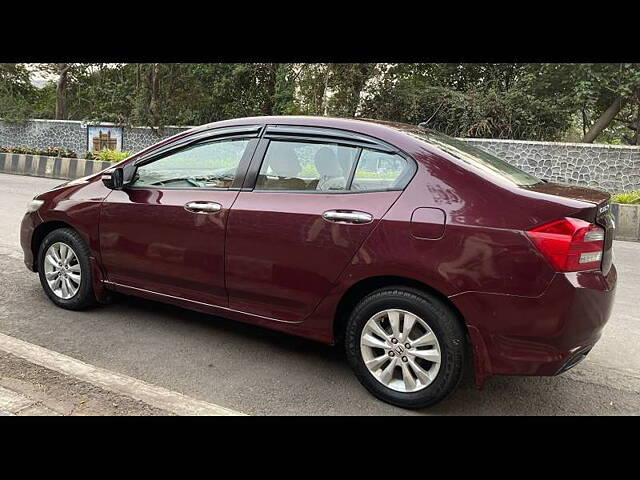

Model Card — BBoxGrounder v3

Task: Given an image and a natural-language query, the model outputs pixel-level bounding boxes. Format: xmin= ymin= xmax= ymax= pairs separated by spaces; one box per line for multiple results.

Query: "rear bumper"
xmin=451 ymin=266 xmax=617 ymax=384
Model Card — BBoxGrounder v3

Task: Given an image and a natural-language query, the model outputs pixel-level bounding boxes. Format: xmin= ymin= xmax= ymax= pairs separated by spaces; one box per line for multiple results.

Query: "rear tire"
xmin=345 ymin=287 xmax=465 ymax=409
xmin=37 ymin=228 xmax=96 ymax=310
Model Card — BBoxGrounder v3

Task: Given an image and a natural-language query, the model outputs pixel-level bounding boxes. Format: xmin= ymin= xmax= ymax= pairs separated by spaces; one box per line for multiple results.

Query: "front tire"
xmin=37 ymin=228 xmax=96 ymax=310
xmin=345 ymin=287 xmax=466 ymax=409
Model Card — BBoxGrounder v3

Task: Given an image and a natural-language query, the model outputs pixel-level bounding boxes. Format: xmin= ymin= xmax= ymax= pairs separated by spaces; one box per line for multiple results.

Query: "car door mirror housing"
xmin=102 ymin=167 xmax=125 ymax=190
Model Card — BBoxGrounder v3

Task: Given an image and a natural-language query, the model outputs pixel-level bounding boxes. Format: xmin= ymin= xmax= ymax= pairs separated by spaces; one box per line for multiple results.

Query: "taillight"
xmin=526 ymin=217 xmax=604 ymax=272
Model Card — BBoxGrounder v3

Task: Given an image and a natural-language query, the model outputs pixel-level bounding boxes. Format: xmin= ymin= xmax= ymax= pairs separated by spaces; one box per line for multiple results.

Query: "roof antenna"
xmin=419 ymin=101 xmax=445 ymax=129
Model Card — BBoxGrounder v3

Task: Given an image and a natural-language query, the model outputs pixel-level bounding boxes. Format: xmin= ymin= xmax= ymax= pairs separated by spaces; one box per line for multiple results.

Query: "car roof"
xmin=189 ymin=115 xmax=434 ymax=153
xmin=194 ymin=115 xmax=418 ymax=132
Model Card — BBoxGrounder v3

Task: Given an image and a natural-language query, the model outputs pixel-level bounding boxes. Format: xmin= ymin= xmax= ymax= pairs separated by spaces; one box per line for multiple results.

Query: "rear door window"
xmin=254 ymin=135 xmax=415 ymax=193
xmin=350 ymin=150 xmax=412 ymax=191
xmin=256 ymin=140 xmax=359 ymax=191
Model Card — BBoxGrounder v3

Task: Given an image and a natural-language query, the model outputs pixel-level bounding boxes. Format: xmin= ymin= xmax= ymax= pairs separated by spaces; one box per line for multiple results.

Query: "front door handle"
xmin=184 ymin=201 xmax=222 ymax=213
xmin=322 ymin=210 xmax=373 ymax=224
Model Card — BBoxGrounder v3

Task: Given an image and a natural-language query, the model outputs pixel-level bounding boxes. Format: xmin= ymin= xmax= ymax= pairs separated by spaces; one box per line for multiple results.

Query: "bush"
xmin=612 ymin=191 xmax=640 ymax=204
xmin=85 ymin=149 xmax=131 ymax=162
xmin=0 ymin=146 xmax=77 ymax=158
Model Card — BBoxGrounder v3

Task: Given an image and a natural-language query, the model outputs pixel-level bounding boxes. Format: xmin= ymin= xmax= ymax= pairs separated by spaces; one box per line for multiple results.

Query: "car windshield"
xmin=406 ymin=128 xmax=543 ymax=186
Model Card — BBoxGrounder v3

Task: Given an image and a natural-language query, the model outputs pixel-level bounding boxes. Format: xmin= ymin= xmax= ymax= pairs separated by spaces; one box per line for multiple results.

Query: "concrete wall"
xmin=611 ymin=203 xmax=640 ymax=242
xmin=464 ymin=138 xmax=640 ymax=193
xmin=0 ymin=119 xmax=188 ymax=158
xmin=2 ymin=119 xmax=640 ymax=193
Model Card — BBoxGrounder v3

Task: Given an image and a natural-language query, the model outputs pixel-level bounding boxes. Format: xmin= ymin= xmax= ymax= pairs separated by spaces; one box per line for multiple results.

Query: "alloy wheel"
xmin=43 ymin=242 xmax=81 ymax=300
xmin=360 ymin=309 xmax=442 ymax=393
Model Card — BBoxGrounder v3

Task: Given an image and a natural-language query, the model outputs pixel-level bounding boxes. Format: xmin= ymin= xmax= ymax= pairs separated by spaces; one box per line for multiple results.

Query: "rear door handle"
xmin=322 ymin=210 xmax=373 ymax=224
xmin=185 ymin=201 xmax=222 ymax=213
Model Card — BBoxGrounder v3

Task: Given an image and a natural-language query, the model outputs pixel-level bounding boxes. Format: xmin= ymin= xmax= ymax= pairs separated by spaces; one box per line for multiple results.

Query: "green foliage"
xmin=612 ymin=190 xmax=640 ymax=204
xmin=0 ymin=64 xmax=42 ymax=122
xmin=2 ymin=63 xmax=640 ymax=145
xmin=1 ymin=145 xmax=75 ymax=157
xmin=85 ymin=149 xmax=131 ymax=162
xmin=360 ymin=64 xmax=578 ymax=141
xmin=352 ymin=169 xmax=398 ymax=179
xmin=0 ymin=145 xmax=77 ymax=157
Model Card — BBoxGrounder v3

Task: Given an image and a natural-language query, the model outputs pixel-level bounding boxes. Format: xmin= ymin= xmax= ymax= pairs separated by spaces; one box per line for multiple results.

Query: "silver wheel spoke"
xmin=60 ymin=278 xmax=69 ymax=298
xmin=44 ymin=242 xmax=80 ymax=300
xmin=412 ymin=332 xmax=437 ymax=348
xmin=410 ymin=348 xmax=441 ymax=364
xmin=378 ymin=357 xmax=397 ymax=385
xmin=400 ymin=362 xmax=417 ymax=391
xmin=45 ymin=254 xmax=58 ymax=268
xmin=365 ymin=355 xmax=390 ymax=371
xmin=406 ymin=356 xmax=433 ymax=385
xmin=67 ymin=272 xmax=81 ymax=284
xmin=361 ymin=333 xmax=387 ymax=349
xmin=360 ymin=308 xmax=441 ymax=393
xmin=45 ymin=270 xmax=58 ymax=280
xmin=366 ymin=319 xmax=391 ymax=342
xmin=387 ymin=310 xmax=400 ymax=337
xmin=400 ymin=313 xmax=417 ymax=342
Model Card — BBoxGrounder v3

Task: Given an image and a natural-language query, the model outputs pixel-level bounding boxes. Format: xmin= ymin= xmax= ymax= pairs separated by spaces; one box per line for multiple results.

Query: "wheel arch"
xmin=332 ymin=275 xmax=468 ymax=344
xmin=30 ymin=220 xmax=77 ymax=271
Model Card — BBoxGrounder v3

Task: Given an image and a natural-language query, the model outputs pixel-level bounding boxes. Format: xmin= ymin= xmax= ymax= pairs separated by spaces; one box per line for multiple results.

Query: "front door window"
xmin=132 ymin=138 xmax=251 ymax=189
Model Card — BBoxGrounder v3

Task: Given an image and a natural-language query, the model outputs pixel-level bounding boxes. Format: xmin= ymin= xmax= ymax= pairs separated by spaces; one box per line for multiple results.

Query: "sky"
xmin=24 ymin=63 xmax=122 ymax=89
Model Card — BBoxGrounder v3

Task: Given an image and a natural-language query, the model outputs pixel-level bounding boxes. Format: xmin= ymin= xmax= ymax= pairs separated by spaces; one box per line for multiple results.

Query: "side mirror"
xmin=102 ymin=167 xmax=124 ymax=190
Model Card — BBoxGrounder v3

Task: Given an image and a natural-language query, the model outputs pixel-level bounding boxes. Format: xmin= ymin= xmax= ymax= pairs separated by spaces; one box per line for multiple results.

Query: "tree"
xmin=6 ymin=62 xmax=640 ymax=145
xmin=326 ymin=63 xmax=378 ymax=117
xmin=295 ymin=63 xmax=332 ymax=115
xmin=55 ymin=64 xmax=71 ymax=119
xmin=570 ymin=63 xmax=640 ymax=143
xmin=0 ymin=63 xmax=40 ymax=122
xmin=360 ymin=63 xmax=577 ymax=141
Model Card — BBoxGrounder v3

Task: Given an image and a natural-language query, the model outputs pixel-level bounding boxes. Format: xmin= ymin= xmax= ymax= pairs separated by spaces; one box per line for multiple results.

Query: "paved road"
xmin=1 ymin=172 xmax=639 ymax=415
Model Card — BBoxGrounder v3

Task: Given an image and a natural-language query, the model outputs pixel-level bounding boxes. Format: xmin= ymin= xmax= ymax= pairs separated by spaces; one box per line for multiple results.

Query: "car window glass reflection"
xmin=351 ymin=150 xmax=409 ymax=191
xmin=256 ymin=141 xmax=358 ymax=191
xmin=132 ymin=139 xmax=249 ymax=189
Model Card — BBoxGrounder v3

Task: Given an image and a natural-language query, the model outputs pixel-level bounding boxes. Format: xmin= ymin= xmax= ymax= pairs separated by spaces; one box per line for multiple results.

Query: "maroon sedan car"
xmin=20 ymin=116 xmax=617 ymax=408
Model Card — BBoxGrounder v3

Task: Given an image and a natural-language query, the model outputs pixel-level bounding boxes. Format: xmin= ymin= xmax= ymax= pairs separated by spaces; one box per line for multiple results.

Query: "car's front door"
xmin=100 ymin=129 xmax=259 ymax=306
xmin=225 ymin=126 xmax=416 ymax=323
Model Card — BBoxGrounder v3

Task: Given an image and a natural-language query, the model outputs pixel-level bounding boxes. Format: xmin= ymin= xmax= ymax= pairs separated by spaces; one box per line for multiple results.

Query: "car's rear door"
xmin=99 ymin=126 xmax=261 ymax=306
xmin=225 ymin=125 xmax=416 ymax=323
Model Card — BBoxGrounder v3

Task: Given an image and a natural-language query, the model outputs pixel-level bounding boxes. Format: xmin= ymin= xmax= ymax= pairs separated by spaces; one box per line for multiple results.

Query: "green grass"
xmin=299 ymin=163 xmax=399 ymax=180
xmin=87 ymin=149 xmax=132 ymax=162
xmin=612 ymin=190 xmax=640 ymax=204
xmin=353 ymin=169 xmax=399 ymax=179
xmin=167 ymin=157 xmax=239 ymax=170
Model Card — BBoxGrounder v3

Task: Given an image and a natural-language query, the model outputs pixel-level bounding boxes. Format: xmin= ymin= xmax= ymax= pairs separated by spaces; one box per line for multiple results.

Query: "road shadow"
xmin=99 ymin=293 xmax=630 ymax=415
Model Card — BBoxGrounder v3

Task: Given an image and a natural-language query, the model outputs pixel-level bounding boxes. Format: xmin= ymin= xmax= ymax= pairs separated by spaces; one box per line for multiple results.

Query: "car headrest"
xmin=314 ymin=147 xmax=343 ymax=177
xmin=268 ymin=144 xmax=301 ymax=177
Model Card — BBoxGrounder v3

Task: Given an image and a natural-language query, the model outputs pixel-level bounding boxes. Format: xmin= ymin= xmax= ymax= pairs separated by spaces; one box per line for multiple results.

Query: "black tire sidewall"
xmin=345 ymin=287 xmax=465 ymax=409
xmin=37 ymin=228 xmax=95 ymax=310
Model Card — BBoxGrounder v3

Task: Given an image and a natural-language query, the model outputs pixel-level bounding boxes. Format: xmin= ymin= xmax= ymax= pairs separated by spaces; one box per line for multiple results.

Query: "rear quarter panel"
xmin=305 ymin=147 xmax=578 ymax=343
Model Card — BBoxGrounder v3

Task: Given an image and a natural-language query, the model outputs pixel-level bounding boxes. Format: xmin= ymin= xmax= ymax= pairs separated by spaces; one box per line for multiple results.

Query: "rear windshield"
xmin=406 ymin=129 xmax=542 ymax=186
